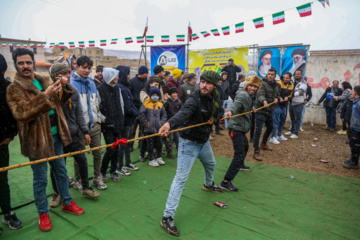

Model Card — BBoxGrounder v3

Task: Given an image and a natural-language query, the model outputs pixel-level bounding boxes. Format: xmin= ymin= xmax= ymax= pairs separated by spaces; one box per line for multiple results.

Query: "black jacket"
xmin=116 ymin=66 xmax=139 ymax=126
xmin=340 ymin=98 xmax=352 ymax=123
xmin=230 ymin=82 xmax=240 ymax=100
xmin=129 ymin=75 xmax=148 ymax=110
xmin=164 ymin=97 xmax=183 ymax=120
xmin=222 ymin=65 xmax=241 ymax=86
xmin=318 ymin=87 xmax=343 ymax=109
xmin=168 ymin=89 xmax=223 ymax=143
xmin=97 ymin=83 xmax=124 ymax=134
xmin=0 ymin=54 xmax=17 ymax=142
xmin=306 ymin=84 xmax=312 ymax=102
xmin=255 ymin=78 xmax=280 ymax=116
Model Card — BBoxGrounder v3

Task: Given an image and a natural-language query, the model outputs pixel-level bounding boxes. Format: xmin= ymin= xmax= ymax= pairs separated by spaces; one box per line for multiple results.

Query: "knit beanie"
xmin=153 ymin=65 xmax=164 ymax=75
xmin=169 ymin=87 xmax=178 ymax=95
xmin=149 ymin=86 xmax=161 ymax=97
xmin=171 ymin=69 xmax=182 ymax=79
xmin=49 ymin=63 xmax=70 ymax=81
xmin=200 ymin=70 xmax=221 ymax=123
xmin=138 ymin=65 xmax=149 ymax=75
xmin=103 ymin=67 xmax=119 ymax=85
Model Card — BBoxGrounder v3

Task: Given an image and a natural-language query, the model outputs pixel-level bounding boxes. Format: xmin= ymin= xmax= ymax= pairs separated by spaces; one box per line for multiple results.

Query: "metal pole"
xmin=186 ymin=27 xmax=190 ymax=72
xmin=144 ymin=36 xmax=147 ymax=68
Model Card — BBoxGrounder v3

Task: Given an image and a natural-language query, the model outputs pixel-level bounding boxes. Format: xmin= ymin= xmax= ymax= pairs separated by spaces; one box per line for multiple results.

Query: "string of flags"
xmin=1 ymin=1 xmax=329 ymax=49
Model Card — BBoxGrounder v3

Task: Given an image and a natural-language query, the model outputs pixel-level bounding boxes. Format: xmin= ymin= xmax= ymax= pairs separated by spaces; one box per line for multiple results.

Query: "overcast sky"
xmin=1 ymin=0 xmax=359 ymax=51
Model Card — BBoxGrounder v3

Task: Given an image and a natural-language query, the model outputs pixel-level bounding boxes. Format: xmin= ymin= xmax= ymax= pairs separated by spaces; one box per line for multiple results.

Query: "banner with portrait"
xmin=257 ymin=47 xmax=280 ymax=80
xmin=281 ymin=46 xmax=308 ymax=77
xmin=150 ymin=45 xmax=186 ymax=75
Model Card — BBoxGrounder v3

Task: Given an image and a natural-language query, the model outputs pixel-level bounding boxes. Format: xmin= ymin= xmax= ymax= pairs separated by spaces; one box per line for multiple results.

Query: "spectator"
xmin=229 ymin=73 xmax=245 ymax=100
xmin=340 ymin=94 xmax=353 ymax=144
xmin=180 ymin=72 xmax=190 ymax=85
xmin=139 ymin=87 xmax=167 ymax=167
xmin=335 ymin=82 xmax=353 ymax=135
xmin=317 ymin=80 xmax=343 ymax=132
xmin=180 ymin=73 xmax=196 ymax=103
xmin=299 ymin=76 xmax=312 ymax=132
xmin=93 ymin=65 xmax=104 ymax=87
xmin=151 ymin=65 xmax=168 ymax=101
xmin=221 ymin=58 xmax=242 ymax=86
xmin=166 ymin=69 xmax=182 ymax=100
xmin=142 ymin=77 xmax=167 ymax=104
xmin=7 ymin=48 xmax=84 ymax=232
xmin=220 ymin=71 xmax=230 ymax=101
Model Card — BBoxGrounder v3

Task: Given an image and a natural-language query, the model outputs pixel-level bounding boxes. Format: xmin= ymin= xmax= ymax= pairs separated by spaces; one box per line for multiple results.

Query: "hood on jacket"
xmin=103 ymin=68 xmax=119 ymax=85
xmin=71 ymin=70 xmax=93 ymax=83
xmin=116 ymin=65 xmax=130 ymax=87
xmin=0 ymin=54 xmax=7 ymax=80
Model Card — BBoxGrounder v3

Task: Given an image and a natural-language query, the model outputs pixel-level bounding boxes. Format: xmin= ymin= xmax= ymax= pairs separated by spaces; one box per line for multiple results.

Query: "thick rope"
xmin=0 ymin=100 xmax=284 ymax=173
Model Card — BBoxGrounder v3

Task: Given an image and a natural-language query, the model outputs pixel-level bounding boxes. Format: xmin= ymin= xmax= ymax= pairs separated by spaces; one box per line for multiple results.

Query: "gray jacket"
xmin=255 ymin=78 xmax=280 ymax=116
xmin=228 ymin=90 xmax=254 ymax=133
xmin=61 ymin=88 xmax=89 ymax=137
xmin=220 ymin=80 xmax=230 ymax=101
xmin=180 ymin=82 xmax=196 ymax=103
xmin=291 ymin=79 xmax=308 ymax=106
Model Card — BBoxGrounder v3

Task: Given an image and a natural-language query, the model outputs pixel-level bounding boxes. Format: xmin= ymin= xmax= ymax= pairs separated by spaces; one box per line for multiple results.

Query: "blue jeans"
xmin=31 ymin=135 xmax=72 ymax=215
xmin=271 ymin=105 xmax=287 ymax=138
xmin=163 ymin=137 xmax=216 ymax=218
xmin=325 ymin=107 xmax=336 ymax=128
xmin=300 ymin=104 xmax=306 ymax=128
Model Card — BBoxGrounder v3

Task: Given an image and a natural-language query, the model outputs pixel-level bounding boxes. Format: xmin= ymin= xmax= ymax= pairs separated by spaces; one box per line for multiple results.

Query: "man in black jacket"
xmin=317 ymin=80 xmax=343 ymax=132
xmin=158 ymin=71 xmax=224 ymax=237
xmin=229 ymin=74 xmax=245 ymax=100
xmin=221 ymin=58 xmax=242 ymax=86
xmin=0 ymin=54 xmax=23 ymax=231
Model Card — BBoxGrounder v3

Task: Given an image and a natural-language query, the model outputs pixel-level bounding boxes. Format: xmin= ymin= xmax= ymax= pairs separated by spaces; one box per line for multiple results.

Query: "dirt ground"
xmin=211 ymin=122 xmax=360 ymax=179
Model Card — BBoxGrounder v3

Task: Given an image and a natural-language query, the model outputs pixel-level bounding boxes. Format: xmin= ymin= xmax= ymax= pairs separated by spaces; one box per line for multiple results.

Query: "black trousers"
xmin=224 ymin=130 xmax=249 ymax=182
xmin=129 ymin=117 xmax=144 ymax=149
xmin=145 ymin=133 xmax=162 ymax=160
xmin=51 ymin=138 xmax=90 ymax=192
xmin=0 ymin=145 xmax=11 ymax=214
xmin=250 ymin=112 xmax=255 ymax=140
xmin=101 ymin=130 xmax=120 ymax=174
xmin=349 ymin=130 xmax=360 ymax=164
xmin=119 ymin=126 xmax=132 ymax=169
xmin=253 ymin=113 xmax=273 ymax=151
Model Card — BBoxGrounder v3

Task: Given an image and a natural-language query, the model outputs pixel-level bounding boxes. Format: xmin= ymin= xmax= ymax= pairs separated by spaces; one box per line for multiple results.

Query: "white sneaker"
xmin=277 ymin=135 xmax=288 ymax=141
xmin=300 ymin=128 xmax=304 ymax=132
xmin=149 ymin=160 xmax=159 ymax=167
xmin=290 ymin=134 xmax=298 ymax=139
xmin=156 ymin=157 xmax=165 ymax=165
xmin=284 ymin=131 xmax=292 ymax=136
xmin=269 ymin=137 xmax=280 ymax=144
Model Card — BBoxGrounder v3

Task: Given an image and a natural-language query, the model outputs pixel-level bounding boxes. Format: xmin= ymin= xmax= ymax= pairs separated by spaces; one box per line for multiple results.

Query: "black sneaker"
xmin=344 ymin=159 xmax=352 ymax=164
xmin=101 ymin=173 xmax=108 ymax=183
xmin=343 ymin=163 xmax=359 ymax=169
xmin=220 ymin=181 xmax=239 ymax=192
xmin=160 ymin=216 xmax=180 ymax=237
xmin=239 ymin=165 xmax=251 ymax=171
xmin=202 ymin=182 xmax=223 ymax=193
xmin=2 ymin=212 xmax=23 ymax=230
xmin=110 ymin=172 xmax=121 ymax=182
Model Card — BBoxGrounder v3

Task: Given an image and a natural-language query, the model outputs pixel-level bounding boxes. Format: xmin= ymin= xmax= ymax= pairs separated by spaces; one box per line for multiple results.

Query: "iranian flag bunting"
xmin=272 ymin=11 xmax=285 ymax=25
xmin=137 ymin=36 xmax=144 ymax=43
xmin=69 ymin=42 xmax=75 ymax=48
xmin=49 ymin=43 xmax=55 ymax=48
xmin=211 ymin=29 xmax=220 ymax=36
xmin=41 ymin=43 xmax=46 ymax=48
xmin=23 ymin=43 xmax=28 ymax=48
xmin=2 ymin=42 xmax=6 ymax=47
xmin=161 ymin=35 xmax=169 ymax=42
xmin=125 ymin=37 xmax=133 ymax=44
xmin=59 ymin=42 xmax=65 ymax=48
xmin=89 ymin=41 xmax=95 ymax=47
xmin=100 ymin=40 xmax=107 ymax=46
xmin=200 ymin=31 xmax=210 ymax=38
xmin=319 ymin=0 xmax=325 ymax=8
xmin=188 ymin=22 xmax=193 ymax=42
xmin=235 ymin=22 xmax=244 ymax=33
xmin=191 ymin=33 xmax=199 ymax=41
xmin=253 ymin=17 xmax=264 ymax=29
xmin=176 ymin=35 xmax=185 ymax=42
xmin=37 ymin=43 xmax=42 ymax=47
xmin=111 ymin=38 xmax=118 ymax=44
xmin=146 ymin=36 xmax=154 ymax=43
xmin=78 ymin=41 xmax=85 ymax=47
xmin=326 ymin=0 xmax=330 ymax=6
xmin=9 ymin=43 xmax=13 ymax=47
xmin=30 ymin=43 xmax=35 ymax=48
xmin=222 ymin=26 xmax=230 ymax=35
xmin=16 ymin=43 xmax=21 ymax=48
xmin=297 ymin=3 xmax=312 ymax=17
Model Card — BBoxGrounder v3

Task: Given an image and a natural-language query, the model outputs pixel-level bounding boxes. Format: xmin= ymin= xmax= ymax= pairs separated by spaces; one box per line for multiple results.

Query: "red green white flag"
xmin=49 ymin=43 xmax=55 ymax=48
xmin=29 ymin=43 xmax=35 ymax=48
xmin=235 ymin=23 xmax=244 ymax=33
xmin=211 ymin=29 xmax=220 ymax=36
xmin=100 ymin=40 xmax=106 ymax=46
xmin=69 ymin=42 xmax=75 ymax=48
xmin=319 ymin=0 xmax=325 ymax=8
xmin=125 ymin=37 xmax=133 ymax=44
xmin=79 ymin=41 xmax=85 ymax=47
xmin=8 ymin=43 xmax=13 ymax=47
xmin=253 ymin=17 xmax=264 ymax=29
xmin=326 ymin=0 xmax=330 ymax=6
xmin=23 ymin=43 xmax=28 ymax=48
xmin=89 ymin=41 xmax=95 ymax=47
xmin=297 ymin=3 xmax=312 ymax=17
xmin=59 ymin=42 xmax=65 ymax=48
xmin=37 ymin=43 xmax=42 ymax=47
xmin=146 ymin=36 xmax=154 ymax=43
xmin=191 ymin=33 xmax=199 ymax=41
xmin=41 ymin=43 xmax=46 ymax=48
xmin=222 ymin=26 xmax=230 ymax=35
xmin=176 ymin=35 xmax=185 ymax=42
xmin=161 ymin=35 xmax=169 ymax=42
xmin=137 ymin=36 xmax=144 ymax=43
xmin=201 ymin=31 xmax=210 ymax=38
xmin=273 ymin=11 xmax=285 ymax=25
xmin=2 ymin=42 xmax=6 ymax=47
xmin=111 ymin=39 xmax=118 ymax=44
xmin=16 ymin=43 xmax=21 ymax=48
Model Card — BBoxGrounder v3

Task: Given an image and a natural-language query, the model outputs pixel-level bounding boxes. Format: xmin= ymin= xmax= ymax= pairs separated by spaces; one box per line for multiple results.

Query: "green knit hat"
xmin=200 ymin=70 xmax=220 ymax=87
xmin=200 ymin=70 xmax=221 ymax=123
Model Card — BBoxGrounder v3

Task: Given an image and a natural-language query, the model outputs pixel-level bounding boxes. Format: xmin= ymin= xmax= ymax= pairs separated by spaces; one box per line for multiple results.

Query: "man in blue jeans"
xmin=7 ymin=48 xmax=84 ymax=232
xmin=159 ymin=71 xmax=224 ymax=237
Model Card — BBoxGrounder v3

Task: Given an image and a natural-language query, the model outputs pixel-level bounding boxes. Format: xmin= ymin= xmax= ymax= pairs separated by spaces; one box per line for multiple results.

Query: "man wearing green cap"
xmin=158 ymin=70 xmax=224 ymax=237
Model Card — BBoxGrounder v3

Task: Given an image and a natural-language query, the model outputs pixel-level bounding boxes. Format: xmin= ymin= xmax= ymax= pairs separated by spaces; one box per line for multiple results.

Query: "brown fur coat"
xmin=6 ymin=72 xmax=73 ymax=159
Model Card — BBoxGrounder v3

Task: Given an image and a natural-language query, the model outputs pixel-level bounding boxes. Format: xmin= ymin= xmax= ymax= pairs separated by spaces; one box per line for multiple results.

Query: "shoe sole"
xmin=219 ymin=185 xmax=239 ymax=192
xmin=62 ymin=209 xmax=85 ymax=215
xmin=202 ymin=186 xmax=223 ymax=193
xmin=92 ymin=182 xmax=107 ymax=190
xmin=239 ymin=169 xmax=251 ymax=171
xmin=160 ymin=220 xmax=180 ymax=237
xmin=253 ymin=156 xmax=263 ymax=161
xmin=124 ymin=167 xmax=139 ymax=171
xmin=2 ymin=219 xmax=23 ymax=230
xmin=81 ymin=192 xmax=100 ymax=198
xmin=157 ymin=162 xmax=166 ymax=165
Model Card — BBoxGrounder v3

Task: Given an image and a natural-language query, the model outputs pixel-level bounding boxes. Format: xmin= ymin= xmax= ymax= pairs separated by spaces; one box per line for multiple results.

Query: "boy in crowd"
xmin=139 ymin=87 xmax=167 ymax=167
xmin=164 ymin=87 xmax=183 ymax=159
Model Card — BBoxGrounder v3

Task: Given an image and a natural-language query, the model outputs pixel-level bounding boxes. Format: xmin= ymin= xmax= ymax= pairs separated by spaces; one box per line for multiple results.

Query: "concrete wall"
xmin=303 ymin=53 xmax=360 ymax=125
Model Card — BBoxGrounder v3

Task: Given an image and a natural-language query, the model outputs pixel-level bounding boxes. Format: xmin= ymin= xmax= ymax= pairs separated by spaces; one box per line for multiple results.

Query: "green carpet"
xmin=2 ymin=137 xmax=360 ymax=239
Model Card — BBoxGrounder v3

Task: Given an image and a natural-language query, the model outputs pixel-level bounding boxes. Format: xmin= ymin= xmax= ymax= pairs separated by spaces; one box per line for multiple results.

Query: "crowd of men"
xmin=0 ymin=50 xmax=358 ymax=237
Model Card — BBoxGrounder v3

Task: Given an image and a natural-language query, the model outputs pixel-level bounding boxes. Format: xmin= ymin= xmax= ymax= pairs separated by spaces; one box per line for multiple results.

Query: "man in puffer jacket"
xmin=139 ymin=87 xmax=167 ymax=167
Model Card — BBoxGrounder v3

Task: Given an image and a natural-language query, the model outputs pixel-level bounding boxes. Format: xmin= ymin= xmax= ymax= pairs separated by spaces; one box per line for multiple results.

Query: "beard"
xmin=259 ymin=63 xmax=271 ymax=76
xmin=290 ymin=59 xmax=306 ymax=75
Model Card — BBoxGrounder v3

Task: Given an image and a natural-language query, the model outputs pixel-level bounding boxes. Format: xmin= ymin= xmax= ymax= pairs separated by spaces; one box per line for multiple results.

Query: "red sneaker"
xmin=62 ymin=201 xmax=84 ymax=215
xmin=39 ymin=213 xmax=52 ymax=232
